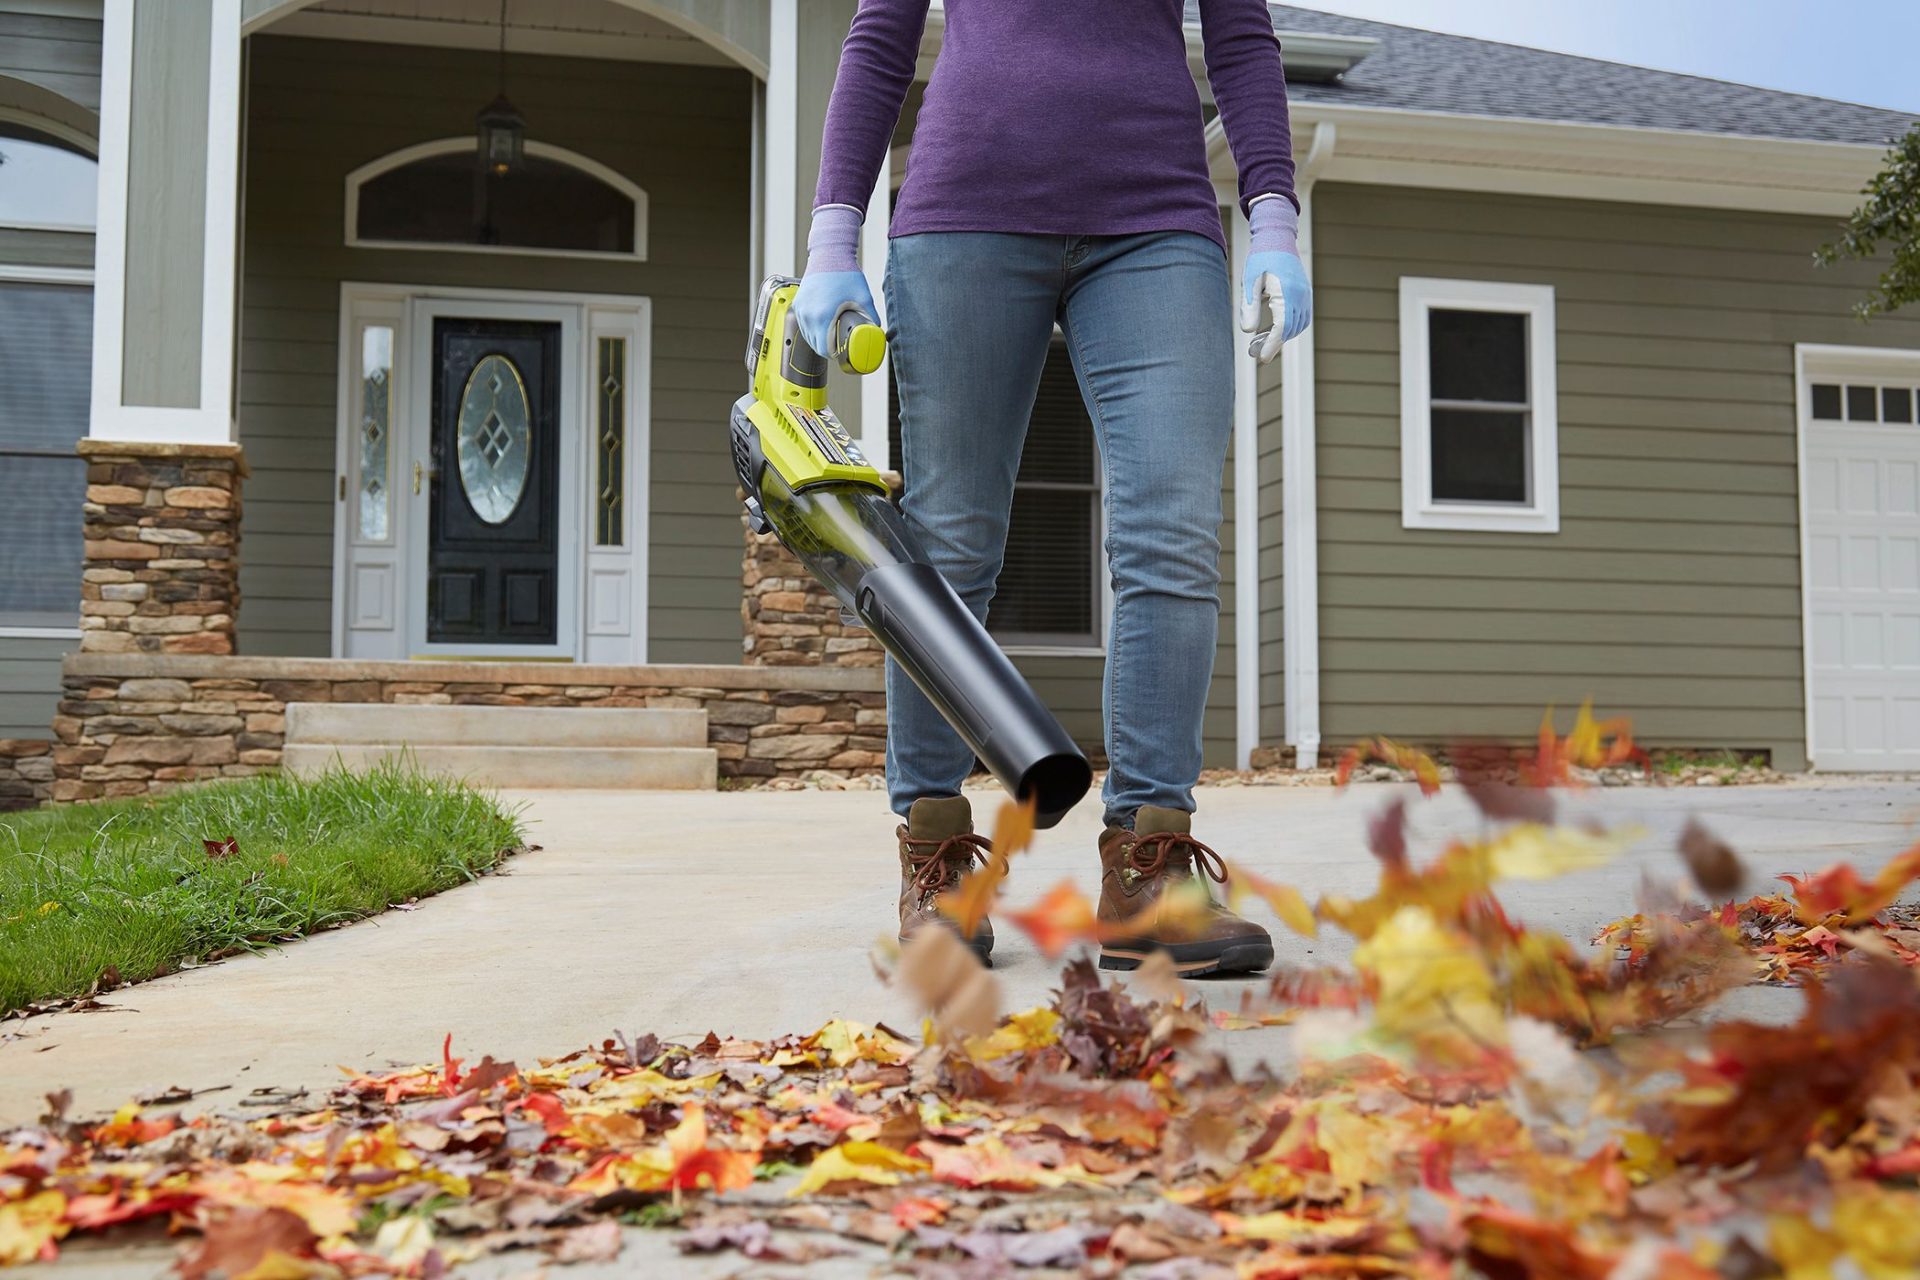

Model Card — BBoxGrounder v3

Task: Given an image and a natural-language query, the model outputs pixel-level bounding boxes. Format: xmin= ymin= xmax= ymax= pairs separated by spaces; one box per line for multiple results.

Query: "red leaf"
xmin=203 ymin=838 xmax=239 ymax=860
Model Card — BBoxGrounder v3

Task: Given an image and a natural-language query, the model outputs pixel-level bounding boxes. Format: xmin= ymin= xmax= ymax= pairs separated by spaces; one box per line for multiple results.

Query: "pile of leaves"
xmin=6 ymin=710 xmax=1920 ymax=1278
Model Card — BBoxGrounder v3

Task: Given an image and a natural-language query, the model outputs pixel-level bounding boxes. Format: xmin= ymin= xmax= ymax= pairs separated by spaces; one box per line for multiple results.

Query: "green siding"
xmin=239 ymin=36 xmax=752 ymax=661
xmin=1292 ymin=183 xmax=1920 ymax=767
xmin=0 ymin=637 xmax=72 ymax=739
xmin=0 ymin=9 xmax=101 ymax=113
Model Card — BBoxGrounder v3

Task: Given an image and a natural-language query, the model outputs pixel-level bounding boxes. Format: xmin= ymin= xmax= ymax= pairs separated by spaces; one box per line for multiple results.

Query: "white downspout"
xmin=763 ymin=0 xmax=799 ymax=276
xmin=1231 ymin=210 xmax=1260 ymax=768
xmin=1281 ymin=121 xmax=1335 ymax=769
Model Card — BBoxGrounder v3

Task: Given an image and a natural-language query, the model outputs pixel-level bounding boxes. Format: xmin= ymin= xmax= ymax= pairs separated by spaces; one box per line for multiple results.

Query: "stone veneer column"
xmin=77 ymin=441 xmax=246 ymax=656
xmin=741 ymin=514 xmax=888 ymax=668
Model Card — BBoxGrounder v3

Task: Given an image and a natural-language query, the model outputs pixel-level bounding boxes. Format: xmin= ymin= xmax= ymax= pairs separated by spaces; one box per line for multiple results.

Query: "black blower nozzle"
xmin=731 ymin=396 xmax=1091 ymax=828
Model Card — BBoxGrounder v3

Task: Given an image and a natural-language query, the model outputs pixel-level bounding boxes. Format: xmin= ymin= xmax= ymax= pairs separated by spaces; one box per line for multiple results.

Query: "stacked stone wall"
xmin=77 ymin=442 xmax=245 ymax=657
xmin=47 ymin=657 xmax=886 ymax=802
xmin=0 ymin=740 xmax=54 ymax=811
xmin=741 ymin=518 xmax=888 ymax=668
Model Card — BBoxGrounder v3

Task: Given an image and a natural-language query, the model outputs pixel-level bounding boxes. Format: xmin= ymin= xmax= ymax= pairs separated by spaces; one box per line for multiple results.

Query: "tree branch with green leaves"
xmin=1816 ymin=122 xmax=1920 ymax=318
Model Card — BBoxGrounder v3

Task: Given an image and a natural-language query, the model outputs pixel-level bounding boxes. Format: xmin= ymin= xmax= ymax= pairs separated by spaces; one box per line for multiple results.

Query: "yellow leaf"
xmin=1351 ymin=906 xmax=1505 ymax=1051
xmin=965 ymin=1007 xmax=1061 ymax=1061
xmin=1831 ymin=1184 xmax=1920 ymax=1280
xmin=790 ymin=1141 xmax=930 ymax=1197
xmin=1768 ymin=1214 xmax=1842 ymax=1280
xmin=0 ymin=1190 xmax=68 ymax=1265
xmin=939 ymin=797 xmax=1035 ymax=936
xmin=1225 ymin=862 xmax=1318 ymax=937
xmin=807 ymin=1020 xmax=915 ymax=1067
xmin=1486 ymin=823 xmax=1640 ymax=882
xmin=371 ymin=1215 xmax=436 ymax=1268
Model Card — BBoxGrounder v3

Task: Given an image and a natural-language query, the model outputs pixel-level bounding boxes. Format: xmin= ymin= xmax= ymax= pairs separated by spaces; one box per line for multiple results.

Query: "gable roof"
xmin=1187 ymin=3 xmax=1916 ymax=148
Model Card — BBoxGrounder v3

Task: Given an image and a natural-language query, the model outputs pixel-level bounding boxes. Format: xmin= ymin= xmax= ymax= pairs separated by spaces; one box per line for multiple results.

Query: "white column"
xmin=88 ymin=0 xmax=243 ymax=445
xmin=858 ymin=158 xmax=892 ymax=469
xmin=762 ymin=0 xmax=799 ymax=277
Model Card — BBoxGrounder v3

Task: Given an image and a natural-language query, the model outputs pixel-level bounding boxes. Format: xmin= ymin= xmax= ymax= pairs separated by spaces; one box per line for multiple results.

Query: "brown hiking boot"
xmin=1097 ymin=805 xmax=1273 ymax=976
xmin=898 ymin=796 xmax=994 ymax=965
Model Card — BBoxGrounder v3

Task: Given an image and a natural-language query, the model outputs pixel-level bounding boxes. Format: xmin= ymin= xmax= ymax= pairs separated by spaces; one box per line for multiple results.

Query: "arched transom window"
xmin=346 ymin=138 xmax=647 ymax=260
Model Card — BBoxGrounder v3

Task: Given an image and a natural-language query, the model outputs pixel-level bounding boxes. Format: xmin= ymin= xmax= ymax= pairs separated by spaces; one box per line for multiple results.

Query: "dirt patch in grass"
xmin=0 ymin=764 xmax=523 ymax=1018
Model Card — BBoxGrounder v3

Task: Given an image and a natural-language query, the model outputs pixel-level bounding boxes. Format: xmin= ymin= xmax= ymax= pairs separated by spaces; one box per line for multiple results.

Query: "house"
xmin=1 ymin=0 xmax=1917 ymax=811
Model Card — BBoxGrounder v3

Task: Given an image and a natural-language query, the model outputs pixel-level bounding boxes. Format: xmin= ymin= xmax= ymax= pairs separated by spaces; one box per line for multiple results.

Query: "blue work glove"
xmin=792 ymin=205 xmax=879 ymax=358
xmin=1241 ymin=196 xmax=1313 ymax=364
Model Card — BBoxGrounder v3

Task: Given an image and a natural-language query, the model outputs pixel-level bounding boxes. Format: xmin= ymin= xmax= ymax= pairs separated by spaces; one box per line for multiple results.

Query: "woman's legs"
xmin=1057 ymin=232 xmax=1236 ymax=828
xmin=882 ymin=233 xmax=1063 ymax=817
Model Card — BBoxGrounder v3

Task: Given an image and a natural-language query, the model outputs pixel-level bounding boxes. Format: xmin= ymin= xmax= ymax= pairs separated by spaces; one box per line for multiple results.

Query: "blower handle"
xmin=830 ymin=304 xmax=887 ymax=376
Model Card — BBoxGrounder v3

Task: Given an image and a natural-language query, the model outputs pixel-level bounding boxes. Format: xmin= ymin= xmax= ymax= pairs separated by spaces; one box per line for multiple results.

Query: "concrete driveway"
xmin=4 ymin=778 xmax=1919 ymax=1123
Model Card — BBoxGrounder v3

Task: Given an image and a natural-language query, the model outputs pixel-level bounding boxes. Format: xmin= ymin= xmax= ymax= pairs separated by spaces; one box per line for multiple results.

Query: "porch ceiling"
xmin=244 ymin=0 xmax=766 ymax=76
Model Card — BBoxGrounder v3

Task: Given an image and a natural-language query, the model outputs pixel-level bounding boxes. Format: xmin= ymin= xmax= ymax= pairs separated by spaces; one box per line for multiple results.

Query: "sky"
xmin=1293 ymin=0 xmax=1920 ymax=114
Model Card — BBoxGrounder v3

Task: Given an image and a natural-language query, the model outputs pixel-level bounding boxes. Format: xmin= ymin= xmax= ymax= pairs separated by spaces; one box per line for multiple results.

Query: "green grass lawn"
xmin=0 ymin=764 xmax=523 ymax=1017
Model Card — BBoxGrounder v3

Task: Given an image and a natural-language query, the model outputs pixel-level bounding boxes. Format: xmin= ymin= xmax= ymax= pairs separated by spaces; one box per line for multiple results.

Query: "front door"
xmin=427 ymin=318 xmax=561 ymax=645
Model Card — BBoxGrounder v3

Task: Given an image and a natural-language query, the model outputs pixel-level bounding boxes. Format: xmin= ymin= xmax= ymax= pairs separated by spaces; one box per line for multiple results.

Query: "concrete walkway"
xmin=5 ymin=779 xmax=1920 ymax=1122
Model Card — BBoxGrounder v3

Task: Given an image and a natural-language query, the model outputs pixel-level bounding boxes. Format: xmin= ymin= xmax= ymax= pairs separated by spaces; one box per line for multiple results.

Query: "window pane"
xmin=358 ymin=325 xmax=392 ymax=542
xmin=595 ymin=336 xmax=626 ymax=546
xmin=0 ymin=129 xmax=96 ymax=228
xmin=0 ymin=282 xmax=92 ymax=452
xmin=1883 ymin=386 xmax=1914 ymax=425
xmin=990 ymin=488 xmax=1096 ymax=640
xmin=0 ymin=455 xmax=84 ymax=624
xmin=1846 ymin=385 xmax=1879 ymax=422
xmin=1018 ymin=345 xmax=1095 ymax=483
xmin=1431 ymin=409 xmax=1529 ymax=505
xmin=1810 ymin=383 xmax=1843 ymax=419
xmin=357 ymin=152 xmax=635 ymax=253
xmin=1429 ymin=308 xmax=1527 ymax=403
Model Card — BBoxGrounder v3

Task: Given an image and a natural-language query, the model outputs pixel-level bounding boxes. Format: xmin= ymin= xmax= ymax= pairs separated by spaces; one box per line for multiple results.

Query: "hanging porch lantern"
xmin=475 ymin=0 xmax=524 ymax=178
xmin=476 ymin=91 xmax=524 ymax=178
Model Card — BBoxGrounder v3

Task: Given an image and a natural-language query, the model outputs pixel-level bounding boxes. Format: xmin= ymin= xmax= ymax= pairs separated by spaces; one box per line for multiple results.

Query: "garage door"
xmin=1803 ymin=354 xmax=1920 ymax=770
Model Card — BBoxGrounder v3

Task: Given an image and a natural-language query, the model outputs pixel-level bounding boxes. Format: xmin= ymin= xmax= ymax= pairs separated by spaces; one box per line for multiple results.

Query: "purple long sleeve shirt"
xmin=814 ymin=0 xmax=1298 ymax=253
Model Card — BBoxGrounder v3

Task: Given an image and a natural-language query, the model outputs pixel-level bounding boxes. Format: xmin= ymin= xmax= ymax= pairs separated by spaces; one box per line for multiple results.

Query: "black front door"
xmin=428 ymin=318 xmax=561 ymax=644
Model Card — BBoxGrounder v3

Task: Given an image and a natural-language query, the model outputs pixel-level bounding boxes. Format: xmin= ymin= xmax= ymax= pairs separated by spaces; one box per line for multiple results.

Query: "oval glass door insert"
xmin=455 ymin=353 xmax=532 ymax=524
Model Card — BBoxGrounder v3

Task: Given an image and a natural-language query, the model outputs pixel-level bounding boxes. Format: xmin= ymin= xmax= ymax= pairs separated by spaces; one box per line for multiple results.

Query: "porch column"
xmin=80 ymin=0 xmax=246 ymax=656
xmin=763 ymin=0 xmax=868 ymax=443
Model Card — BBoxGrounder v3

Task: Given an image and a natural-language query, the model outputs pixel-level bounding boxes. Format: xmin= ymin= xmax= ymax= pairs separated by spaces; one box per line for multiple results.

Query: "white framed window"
xmin=344 ymin=138 xmax=648 ymax=262
xmin=1399 ymin=277 xmax=1558 ymax=534
xmin=0 ymin=266 xmax=93 ymax=636
xmin=889 ymin=336 xmax=1108 ymax=653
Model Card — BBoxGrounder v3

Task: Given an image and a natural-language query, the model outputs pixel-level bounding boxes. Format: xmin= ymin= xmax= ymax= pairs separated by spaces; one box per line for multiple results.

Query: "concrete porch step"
xmin=282 ymin=743 xmax=719 ymax=790
xmin=285 ymin=703 xmax=706 ymax=748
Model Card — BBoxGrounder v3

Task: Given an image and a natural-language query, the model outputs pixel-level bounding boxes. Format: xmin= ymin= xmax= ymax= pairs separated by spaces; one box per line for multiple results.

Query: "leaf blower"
xmin=730 ymin=276 xmax=1092 ymax=828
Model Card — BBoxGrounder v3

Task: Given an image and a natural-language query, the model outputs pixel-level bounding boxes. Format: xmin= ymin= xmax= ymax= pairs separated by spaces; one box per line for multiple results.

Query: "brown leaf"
xmin=1678 ymin=820 xmax=1746 ymax=897
xmin=1366 ymin=797 xmax=1409 ymax=871
xmin=546 ymin=1220 xmax=621 ymax=1264
xmin=1464 ymin=780 xmax=1557 ymax=824
xmin=176 ymin=1206 xmax=320 ymax=1280
xmin=898 ymin=927 xmax=1000 ymax=1039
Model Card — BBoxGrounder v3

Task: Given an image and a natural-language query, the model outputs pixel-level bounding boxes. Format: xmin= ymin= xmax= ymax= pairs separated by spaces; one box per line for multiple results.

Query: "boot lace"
xmin=903 ymin=832 xmax=991 ymax=905
xmin=1124 ymin=831 xmax=1229 ymax=888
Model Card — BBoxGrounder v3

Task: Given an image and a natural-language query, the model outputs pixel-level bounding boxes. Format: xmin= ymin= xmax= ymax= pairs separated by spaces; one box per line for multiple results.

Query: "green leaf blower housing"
xmin=730 ymin=276 xmax=1092 ymax=828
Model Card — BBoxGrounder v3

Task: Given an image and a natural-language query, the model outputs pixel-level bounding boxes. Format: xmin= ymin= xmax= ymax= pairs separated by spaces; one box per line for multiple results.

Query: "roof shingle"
xmin=1188 ymin=3 xmax=1917 ymax=147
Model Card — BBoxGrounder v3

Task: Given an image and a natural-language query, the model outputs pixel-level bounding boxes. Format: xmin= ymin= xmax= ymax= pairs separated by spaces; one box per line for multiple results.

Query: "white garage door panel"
xmin=1805 ymin=359 xmax=1920 ymax=771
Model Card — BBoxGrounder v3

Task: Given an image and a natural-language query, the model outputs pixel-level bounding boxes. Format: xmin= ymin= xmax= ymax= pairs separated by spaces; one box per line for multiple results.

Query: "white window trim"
xmin=343 ymin=137 xmax=649 ymax=263
xmin=1399 ymin=277 xmax=1559 ymax=534
xmin=0 ymin=262 xmax=93 ymax=637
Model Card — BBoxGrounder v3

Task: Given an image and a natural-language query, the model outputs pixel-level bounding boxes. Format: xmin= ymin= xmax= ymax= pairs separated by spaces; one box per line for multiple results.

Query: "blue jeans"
xmin=883 ymin=230 xmax=1234 ymax=829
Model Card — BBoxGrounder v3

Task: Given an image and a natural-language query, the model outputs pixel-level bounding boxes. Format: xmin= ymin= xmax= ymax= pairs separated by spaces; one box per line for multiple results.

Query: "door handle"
xmin=413 ymin=461 xmax=423 ymax=495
